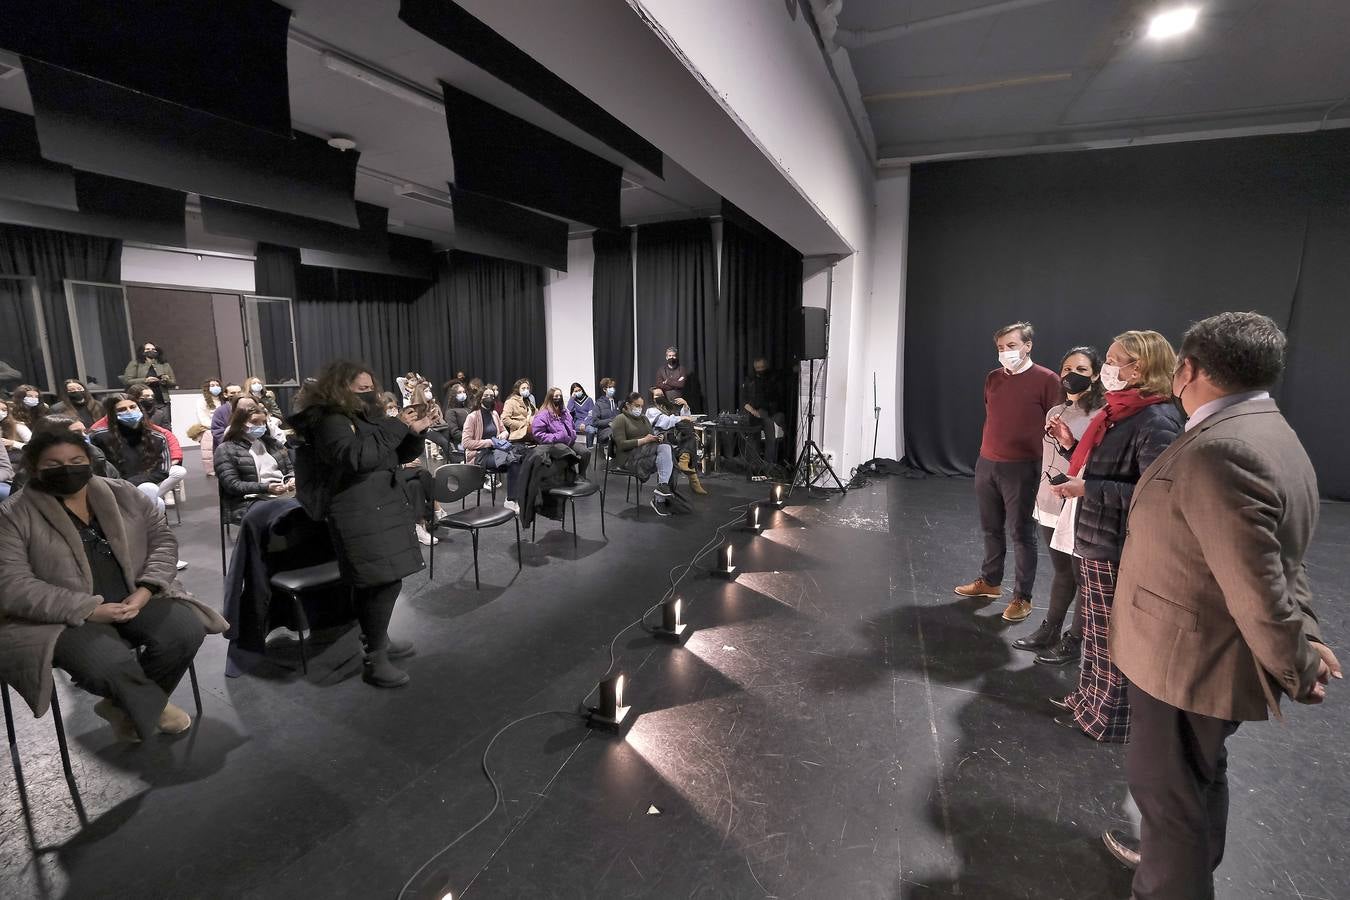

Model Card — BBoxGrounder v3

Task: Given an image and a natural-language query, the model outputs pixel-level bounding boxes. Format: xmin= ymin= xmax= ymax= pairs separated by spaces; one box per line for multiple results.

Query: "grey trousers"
xmin=974 ymin=456 xmax=1040 ymax=597
xmin=53 ymin=599 xmax=205 ymax=740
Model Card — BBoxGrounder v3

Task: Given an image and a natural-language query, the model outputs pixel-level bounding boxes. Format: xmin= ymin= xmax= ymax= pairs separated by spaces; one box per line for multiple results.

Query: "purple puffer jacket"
xmin=530 ymin=407 xmax=576 ymax=445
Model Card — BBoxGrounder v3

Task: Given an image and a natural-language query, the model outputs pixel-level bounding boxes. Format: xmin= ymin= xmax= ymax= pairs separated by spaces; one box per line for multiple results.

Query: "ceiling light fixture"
xmin=326 ymin=136 xmax=357 ymax=152
xmin=1147 ymin=6 xmax=1198 ymax=39
xmin=320 ymin=52 xmax=446 ymax=115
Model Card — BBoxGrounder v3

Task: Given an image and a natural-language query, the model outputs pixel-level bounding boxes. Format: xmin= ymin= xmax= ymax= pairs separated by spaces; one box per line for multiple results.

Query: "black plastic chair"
xmin=429 ymin=464 xmax=521 ymax=589
xmin=267 ymin=560 xmax=344 ymax=675
xmin=3 ymin=659 xmax=203 ymax=801
xmin=601 ymin=440 xmax=646 ymax=518
xmin=533 ymin=479 xmax=603 ymax=547
xmin=217 ymin=481 xmax=263 ymax=575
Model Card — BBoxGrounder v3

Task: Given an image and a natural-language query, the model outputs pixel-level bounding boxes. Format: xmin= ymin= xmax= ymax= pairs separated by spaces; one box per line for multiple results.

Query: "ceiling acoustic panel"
xmin=0 ymin=108 xmax=76 ymax=209
xmin=449 ymin=187 xmax=568 ymax=272
xmin=399 ymin=0 xmax=662 ymax=176
xmin=25 ymin=60 xmax=359 ymax=228
xmin=441 ymin=84 xmax=622 ymax=231
xmin=0 ymin=171 xmax=185 ymax=246
xmin=202 ymin=197 xmax=391 ymax=258
xmin=0 ymin=0 xmax=293 ymax=136
xmin=300 ymin=232 xmax=435 ymax=281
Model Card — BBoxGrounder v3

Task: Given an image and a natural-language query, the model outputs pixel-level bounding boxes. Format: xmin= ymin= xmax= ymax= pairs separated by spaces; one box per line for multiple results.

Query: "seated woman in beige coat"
xmin=0 ymin=430 xmax=227 ymax=742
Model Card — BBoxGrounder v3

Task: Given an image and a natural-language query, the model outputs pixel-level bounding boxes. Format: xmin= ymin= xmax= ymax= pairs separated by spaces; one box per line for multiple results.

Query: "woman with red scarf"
xmin=1046 ymin=330 xmax=1184 ymax=742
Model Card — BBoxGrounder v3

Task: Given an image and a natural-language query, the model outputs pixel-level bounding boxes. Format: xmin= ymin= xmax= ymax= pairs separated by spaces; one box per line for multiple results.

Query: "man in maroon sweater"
xmin=955 ymin=321 xmax=1063 ymax=621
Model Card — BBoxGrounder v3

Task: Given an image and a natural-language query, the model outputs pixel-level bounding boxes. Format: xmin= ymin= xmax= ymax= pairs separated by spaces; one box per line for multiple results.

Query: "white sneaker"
xmin=415 ymin=524 xmax=438 ymax=545
xmin=434 ymin=507 xmax=450 ymax=521
xmin=504 ymin=500 xmax=520 ymax=517
xmin=176 ymin=559 xmax=189 ymax=571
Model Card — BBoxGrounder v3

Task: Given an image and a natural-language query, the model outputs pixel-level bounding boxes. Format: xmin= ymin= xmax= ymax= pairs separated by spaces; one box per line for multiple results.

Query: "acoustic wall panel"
xmin=399 ymin=0 xmax=661 ymax=176
xmin=441 ymin=84 xmax=621 ymax=231
xmin=26 ymin=60 xmax=359 ymax=228
xmin=1 ymin=0 xmax=292 ymax=135
xmin=450 ymin=187 xmax=569 ymax=272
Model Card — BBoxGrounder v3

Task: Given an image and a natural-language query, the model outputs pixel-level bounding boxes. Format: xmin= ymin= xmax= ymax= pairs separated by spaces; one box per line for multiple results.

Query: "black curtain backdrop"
xmin=261 ymin=246 xmax=545 ymax=397
xmin=0 ymin=223 xmax=121 ymax=386
xmin=635 ymin=220 xmax=717 ymax=407
xmin=904 ymin=129 xmax=1350 ymax=500
xmin=718 ymin=210 xmax=804 ymax=443
xmin=592 ymin=228 xmax=634 ymax=393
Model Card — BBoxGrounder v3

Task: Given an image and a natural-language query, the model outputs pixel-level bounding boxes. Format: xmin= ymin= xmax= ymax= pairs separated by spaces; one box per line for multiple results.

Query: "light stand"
xmin=871 ymin=371 xmax=881 ymax=465
xmin=791 ymin=356 xmax=846 ymax=494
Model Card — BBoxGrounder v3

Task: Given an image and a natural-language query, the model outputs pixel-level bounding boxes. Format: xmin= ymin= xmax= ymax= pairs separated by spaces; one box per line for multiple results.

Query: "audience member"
xmin=1047 ymin=330 xmax=1183 ymax=742
xmin=129 ymin=381 xmax=172 ymax=429
xmin=740 ymin=357 xmax=787 ymax=466
xmin=0 ymin=431 xmax=11 ymax=501
xmin=291 ymin=377 xmax=317 ymax=416
xmin=11 ymin=384 xmax=49 ymax=427
xmin=648 ymin=386 xmax=705 ymax=494
xmin=289 ymin=360 xmax=427 ymax=688
xmin=655 ymin=346 xmax=690 ymax=403
xmin=502 ymin=378 xmax=538 ymax=441
xmin=1108 ymin=312 xmax=1339 ymax=897
xmin=0 ymin=428 xmax=226 ymax=742
xmin=532 ymin=388 xmax=577 ymax=445
xmin=463 ymin=383 xmax=521 ymax=510
xmin=194 ymin=378 xmax=225 ymax=477
xmin=243 ymin=376 xmax=283 ymax=420
xmin=441 ymin=381 xmax=471 ymax=445
xmin=11 ymin=416 xmax=120 ymax=488
xmin=51 ymin=378 xmax=101 ymax=427
xmin=611 ymin=391 xmax=676 ymax=516
xmin=955 ymin=322 xmax=1062 ymax=623
xmin=1 ymin=397 xmax=32 ymax=453
xmin=593 ymin=377 xmax=620 ymax=448
xmin=90 ymin=395 xmax=178 ymax=512
xmin=567 ymin=382 xmax=597 ymax=448
xmin=121 ymin=341 xmax=176 ymax=422
xmin=390 ymin=405 xmax=442 ymax=546
xmin=92 ymin=392 xmax=185 ymax=494
xmin=215 ymin=405 xmax=293 ymax=523
xmin=1013 ymin=346 xmax=1104 ymax=662
xmin=210 ymin=384 xmax=244 ymax=444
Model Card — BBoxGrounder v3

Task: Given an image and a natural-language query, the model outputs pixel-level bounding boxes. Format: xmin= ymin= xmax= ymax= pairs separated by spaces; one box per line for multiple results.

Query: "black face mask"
xmin=139 ymin=399 xmax=156 ymax=413
xmin=36 ymin=463 xmax=93 ymax=496
xmin=354 ymin=390 xmax=378 ymax=409
xmin=481 ymin=396 xmax=495 ymax=409
xmin=68 ymin=391 xmax=87 ymax=405
xmin=667 ymin=358 xmax=678 ymax=367
xmin=1061 ymin=372 xmax=1093 ymax=395
xmin=144 ymin=350 xmax=158 ymax=359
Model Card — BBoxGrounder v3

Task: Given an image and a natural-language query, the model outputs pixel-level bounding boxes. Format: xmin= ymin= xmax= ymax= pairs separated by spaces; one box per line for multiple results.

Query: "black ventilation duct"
xmin=1 ymin=0 xmax=293 ymax=136
xmin=25 ymin=60 xmax=360 ymax=228
xmin=0 ymin=109 xmax=76 ymax=210
xmin=450 ymin=187 xmax=569 ymax=272
xmin=441 ymin=84 xmax=621 ymax=231
xmin=0 ymin=172 xmax=185 ymax=247
xmin=399 ymin=0 xmax=661 ymax=177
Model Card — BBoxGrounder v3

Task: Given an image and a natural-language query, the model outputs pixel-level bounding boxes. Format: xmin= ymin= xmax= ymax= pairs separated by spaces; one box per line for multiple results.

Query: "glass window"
xmin=242 ymin=295 xmax=298 ymax=386
xmin=64 ymin=280 xmax=134 ymax=392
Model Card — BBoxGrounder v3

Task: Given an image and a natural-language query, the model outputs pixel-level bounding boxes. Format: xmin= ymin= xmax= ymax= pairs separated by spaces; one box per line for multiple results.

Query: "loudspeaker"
xmin=801 ymin=307 xmax=827 ymax=359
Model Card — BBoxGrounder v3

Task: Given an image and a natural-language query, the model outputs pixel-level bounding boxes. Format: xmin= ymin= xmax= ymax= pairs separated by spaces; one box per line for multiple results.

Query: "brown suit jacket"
xmin=1110 ymin=397 xmax=1322 ymax=722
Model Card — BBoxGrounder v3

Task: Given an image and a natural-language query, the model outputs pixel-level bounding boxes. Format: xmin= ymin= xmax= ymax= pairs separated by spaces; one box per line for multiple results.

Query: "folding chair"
xmin=429 ymin=464 xmax=521 ymax=589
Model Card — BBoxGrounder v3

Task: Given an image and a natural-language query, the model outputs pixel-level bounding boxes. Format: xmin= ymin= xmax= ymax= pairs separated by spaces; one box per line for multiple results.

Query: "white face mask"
xmin=606 ymin=387 xmax=615 ymax=397
xmin=23 ymin=396 xmax=40 ymax=408
xmin=386 ymin=408 xmax=399 ymax=418
xmin=998 ymin=349 xmax=1024 ymax=371
xmin=520 ymin=387 xmax=531 ymax=398
xmin=424 ymin=389 xmax=434 ymax=401
xmin=250 ymin=384 xmax=262 ymax=394
xmin=456 ymin=392 xmax=467 ymax=402
xmin=1099 ymin=363 xmax=1130 ymax=393
xmin=0 ymin=409 xmax=7 ymax=421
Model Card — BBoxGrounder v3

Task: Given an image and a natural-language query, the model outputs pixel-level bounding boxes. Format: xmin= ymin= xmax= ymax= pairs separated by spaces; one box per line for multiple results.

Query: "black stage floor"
xmin=2 ymin=463 xmax=1347 ymax=899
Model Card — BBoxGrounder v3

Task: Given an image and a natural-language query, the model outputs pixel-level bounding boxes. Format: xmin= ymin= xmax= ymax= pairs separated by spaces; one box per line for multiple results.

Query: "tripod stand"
xmin=790 ymin=357 xmax=846 ymax=494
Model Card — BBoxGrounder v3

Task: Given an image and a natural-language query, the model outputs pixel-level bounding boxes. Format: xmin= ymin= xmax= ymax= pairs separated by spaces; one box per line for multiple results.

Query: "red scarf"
xmin=1068 ymin=389 xmax=1170 ymax=476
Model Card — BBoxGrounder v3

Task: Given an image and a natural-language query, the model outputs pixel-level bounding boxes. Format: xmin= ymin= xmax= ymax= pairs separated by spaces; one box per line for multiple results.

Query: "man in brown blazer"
xmin=1108 ymin=312 xmax=1341 ymax=899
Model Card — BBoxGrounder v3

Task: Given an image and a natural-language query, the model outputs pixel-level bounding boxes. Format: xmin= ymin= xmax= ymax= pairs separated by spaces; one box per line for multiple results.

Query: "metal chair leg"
xmin=600 ymin=486 xmax=607 ymax=537
xmin=514 ymin=517 xmax=522 ymax=569
xmin=532 ymin=516 xmax=537 ymax=542
xmin=48 ymin=690 xmax=76 ymax=787
xmin=2 ymin=682 xmax=15 ymax=750
xmin=429 ymin=527 xmax=436 ymax=578
xmin=471 ymin=530 xmax=481 ymax=589
xmin=571 ymin=499 xmax=579 ymax=548
xmin=291 ymin=592 xmax=309 ymax=674
xmin=188 ymin=661 xmax=203 ymax=717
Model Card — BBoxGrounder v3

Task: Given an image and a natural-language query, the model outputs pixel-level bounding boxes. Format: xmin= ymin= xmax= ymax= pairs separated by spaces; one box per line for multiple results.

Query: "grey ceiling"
xmin=833 ymin=0 xmax=1350 ymax=160
xmin=0 ymin=0 xmax=722 ymax=249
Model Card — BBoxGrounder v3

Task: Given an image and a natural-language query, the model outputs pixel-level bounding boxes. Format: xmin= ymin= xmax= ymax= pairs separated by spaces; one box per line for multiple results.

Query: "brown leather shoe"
xmin=158 ymin=702 xmax=192 ymax=734
xmin=1001 ymin=596 xmax=1033 ymax=621
xmin=676 ymin=452 xmax=696 ymax=474
xmin=954 ymin=578 xmax=1002 ymax=599
xmin=94 ymin=698 xmax=142 ymax=743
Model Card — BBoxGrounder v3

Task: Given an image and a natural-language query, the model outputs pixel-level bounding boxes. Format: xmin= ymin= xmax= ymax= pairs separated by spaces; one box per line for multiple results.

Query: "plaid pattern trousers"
xmin=1065 ymin=557 xmax=1132 ymax=743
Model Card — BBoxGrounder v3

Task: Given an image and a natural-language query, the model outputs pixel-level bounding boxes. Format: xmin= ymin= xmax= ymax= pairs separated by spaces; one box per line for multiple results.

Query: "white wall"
xmin=121 ymin=246 xmax=256 ymax=293
xmin=863 ymin=169 xmax=909 ymax=462
xmin=543 ymin=236 xmax=596 ymax=394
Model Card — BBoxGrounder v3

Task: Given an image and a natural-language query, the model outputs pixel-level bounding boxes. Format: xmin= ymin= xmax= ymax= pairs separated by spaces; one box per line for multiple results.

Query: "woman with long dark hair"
xmin=51 ymin=378 xmax=101 ymax=427
xmin=1047 ymin=330 xmax=1184 ymax=742
xmin=195 ymin=377 xmax=225 ymax=476
xmin=10 ymin=384 xmax=48 ymax=427
xmin=1012 ymin=346 xmax=1105 ymax=663
xmin=567 ymin=382 xmax=597 ymax=448
xmin=289 ymin=360 xmax=430 ymax=687
xmin=90 ymin=394 xmax=174 ymax=512
xmin=215 ymin=405 xmax=293 ymax=523
xmin=120 ymin=341 xmax=177 ymax=411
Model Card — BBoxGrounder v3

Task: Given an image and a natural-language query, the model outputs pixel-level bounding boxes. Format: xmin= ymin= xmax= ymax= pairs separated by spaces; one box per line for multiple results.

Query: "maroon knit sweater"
xmin=979 ymin=363 xmax=1063 ymax=462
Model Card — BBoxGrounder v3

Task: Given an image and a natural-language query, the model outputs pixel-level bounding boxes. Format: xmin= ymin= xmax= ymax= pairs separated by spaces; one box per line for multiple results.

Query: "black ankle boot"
xmin=362 ymin=648 xmax=410 ymax=687
xmin=1012 ymin=619 xmax=1059 ymax=651
xmin=1035 ymin=631 xmax=1082 ymax=666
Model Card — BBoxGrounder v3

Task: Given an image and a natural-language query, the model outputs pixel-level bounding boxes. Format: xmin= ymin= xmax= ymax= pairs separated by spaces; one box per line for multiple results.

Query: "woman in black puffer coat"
xmin=214 ymin=405 xmax=294 ymax=523
xmin=288 ymin=361 xmax=433 ymax=688
xmin=1047 ymin=330 xmax=1184 ymax=743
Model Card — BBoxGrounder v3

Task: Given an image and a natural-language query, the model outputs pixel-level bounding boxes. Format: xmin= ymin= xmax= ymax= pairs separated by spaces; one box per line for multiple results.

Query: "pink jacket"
xmin=530 ymin=407 xmax=576 ymax=445
xmin=462 ymin=409 xmax=507 ymax=465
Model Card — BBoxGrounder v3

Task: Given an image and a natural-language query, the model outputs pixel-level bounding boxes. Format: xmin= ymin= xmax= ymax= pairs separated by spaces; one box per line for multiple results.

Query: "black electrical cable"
xmin=396 ymin=497 xmax=758 ymax=899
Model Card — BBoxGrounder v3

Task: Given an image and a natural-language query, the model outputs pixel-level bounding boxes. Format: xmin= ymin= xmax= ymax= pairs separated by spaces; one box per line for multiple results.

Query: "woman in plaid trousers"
xmin=1046 ymin=330 xmax=1184 ymax=742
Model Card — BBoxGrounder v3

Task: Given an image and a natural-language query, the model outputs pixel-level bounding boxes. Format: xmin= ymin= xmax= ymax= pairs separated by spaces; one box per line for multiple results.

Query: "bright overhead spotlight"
xmin=1147 ymin=6 xmax=1198 ymax=39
